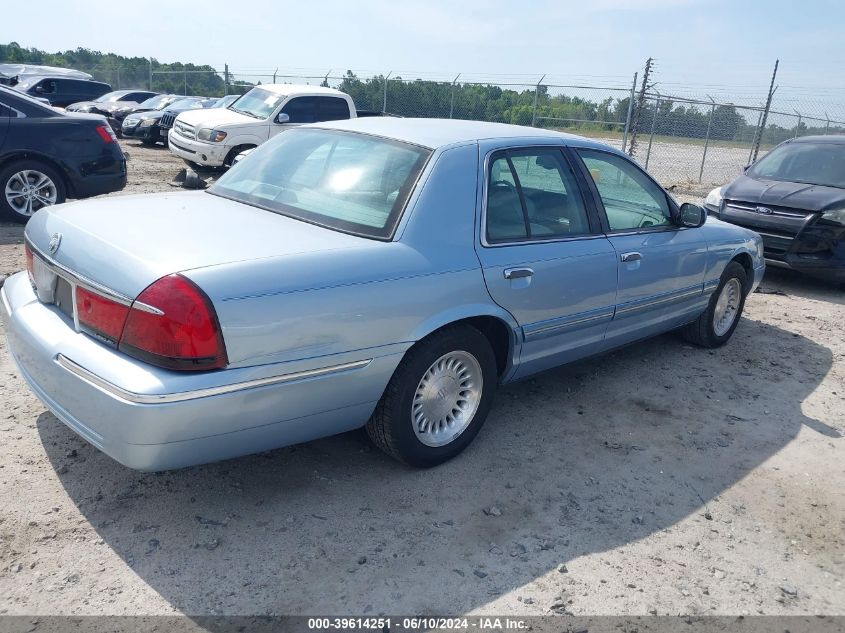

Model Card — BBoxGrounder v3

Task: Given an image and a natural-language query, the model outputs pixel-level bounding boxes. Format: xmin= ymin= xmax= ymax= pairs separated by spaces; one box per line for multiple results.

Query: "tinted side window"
xmin=317 ymin=97 xmax=351 ymax=122
xmin=577 ymin=149 xmax=671 ymax=231
xmin=280 ymin=96 xmax=318 ymax=123
xmin=486 ymin=149 xmax=592 ymax=242
xmin=0 ymin=102 xmax=13 ymax=117
xmin=37 ymin=80 xmax=58 ymax=94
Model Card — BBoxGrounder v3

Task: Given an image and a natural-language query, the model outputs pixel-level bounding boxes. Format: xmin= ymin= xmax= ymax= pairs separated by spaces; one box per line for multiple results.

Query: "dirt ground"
xmin=0 ymin=140 xmax=842 ymax=618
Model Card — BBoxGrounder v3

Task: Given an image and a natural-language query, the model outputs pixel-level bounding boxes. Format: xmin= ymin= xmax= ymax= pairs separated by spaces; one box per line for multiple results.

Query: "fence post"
xmin=184 ymin=68 xmax=188 ymax=96
xmin=383 ymin=71 xmax=392 ymax=113
xmin=449 ymin=73 xmax=461 ymax=119
xmin=621 ymin=71 xmax=637 ymax=152
xmin=645 ymin=93 xmax=660 ymax=170
xmin=531 ymin=74 xmax=546 ymax=127
xmin=116 ymin=67 xmax=120 ymax=90
xmin=825 ymin=113 xmax=830 ymax=134
xmin=751 ymin=59 xmax=778 ymax=162
xmin=148 ymin=58 xmax=153 ymax=91
xmin=273 ymin=68 xmax=278 ymax=83
xmin=224 ymin=64 xmax=229 ymax=95
xmin=698 ymin=96 xmax=716 ymax=183
xmin=793 ymin=109 xmax=802 ymax=138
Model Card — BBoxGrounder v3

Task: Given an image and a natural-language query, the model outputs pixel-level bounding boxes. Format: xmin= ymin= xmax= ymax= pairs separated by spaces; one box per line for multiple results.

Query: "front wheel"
xmin=0 ymin=160 xmax=67 ymax=223
xmin=366 ymin=324 xmax=498 ymax=467
xmin=681 ymin=261 xmax=748 ymax=347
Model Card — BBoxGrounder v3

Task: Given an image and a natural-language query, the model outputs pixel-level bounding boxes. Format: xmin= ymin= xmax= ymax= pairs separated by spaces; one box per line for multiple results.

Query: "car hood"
xmin=95 ymin=101 xmax=138 ymax=114
xmin=724 ymin=174 xmax=845 ymax=212
xmin=176 ymin=107 xmax=262 ymax=128
xmin=25 ymin=191 xmax=371 ymax=298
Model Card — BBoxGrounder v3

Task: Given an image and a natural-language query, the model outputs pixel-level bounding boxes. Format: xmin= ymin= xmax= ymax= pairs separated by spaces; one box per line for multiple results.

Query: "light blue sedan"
xmin=1 ymin=118 xmax=765 ymax=471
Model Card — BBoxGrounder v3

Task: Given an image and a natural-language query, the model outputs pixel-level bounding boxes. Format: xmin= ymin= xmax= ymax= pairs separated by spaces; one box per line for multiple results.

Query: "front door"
xmin=573 ymin=148 xmax=709 ymax=346
xmin=474 ymin=145 xmax=618 ymax=379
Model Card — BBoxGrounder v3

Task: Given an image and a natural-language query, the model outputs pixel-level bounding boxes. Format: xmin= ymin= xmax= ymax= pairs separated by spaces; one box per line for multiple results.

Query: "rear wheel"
xmin=0 ymin=160 xmax=66 ymax=223
xmin=681 ymin=261 xmax=748 ymax=347
xmin=367 ymin=324 xmax=498 ymax=467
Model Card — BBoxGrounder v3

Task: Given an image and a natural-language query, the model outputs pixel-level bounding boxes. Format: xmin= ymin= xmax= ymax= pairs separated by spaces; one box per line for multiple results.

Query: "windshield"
xmin=210 ymin=128 xmax=431 ymax=239
xmin=137 ymin=94 xmax=177 ymax=110
xmin=749 ymin=141 xmax=845 ymax=189
xmin=168 ymin=98 xmax=202 ymax=110
xmin=229 ymin=87 xmax=285 ymax=119
xmin=95 ymin=92 xmax=124 ymax=103
xmin=216 ymin=94 xmax=239 ymax=108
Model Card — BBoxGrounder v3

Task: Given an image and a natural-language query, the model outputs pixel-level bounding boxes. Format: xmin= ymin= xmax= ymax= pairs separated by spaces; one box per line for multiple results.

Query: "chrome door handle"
xmin=503 ymin=267 xmax=534 ymax=280
xmin=620 ymin=252 xmax=642 ymax=262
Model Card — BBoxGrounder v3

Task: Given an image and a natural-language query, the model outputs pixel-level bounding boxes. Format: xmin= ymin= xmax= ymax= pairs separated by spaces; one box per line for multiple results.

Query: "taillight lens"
xmin=76 ymin=287 xmax=130 ymax=343
xmin=25 ymin=243 xmax=34 ymax=283
xmin=118 ymin=274 xmax=227 ymax=371
xmin=95 ymin=125 xmax=116 ymax=144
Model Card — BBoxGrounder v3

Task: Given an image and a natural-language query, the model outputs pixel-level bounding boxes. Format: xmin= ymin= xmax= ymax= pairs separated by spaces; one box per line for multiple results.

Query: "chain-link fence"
xmin=5 ymin=57 xmax=845 ymax=194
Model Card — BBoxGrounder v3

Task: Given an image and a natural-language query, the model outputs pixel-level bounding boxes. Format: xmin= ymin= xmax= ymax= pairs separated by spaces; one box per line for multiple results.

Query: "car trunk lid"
xmin=24 ymin=190 xmax=370 ymax=299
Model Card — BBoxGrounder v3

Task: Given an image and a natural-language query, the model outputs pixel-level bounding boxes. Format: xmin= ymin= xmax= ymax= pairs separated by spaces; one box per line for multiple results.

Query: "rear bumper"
xmin=167 ymin=130 xmax=229 ymax=167
xmin=1 ymin=272 xmax=400 ymax=471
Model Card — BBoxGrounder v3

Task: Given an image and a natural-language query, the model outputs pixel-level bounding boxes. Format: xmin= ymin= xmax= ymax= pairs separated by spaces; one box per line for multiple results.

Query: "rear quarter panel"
xmin=699 ymin=217 xmax=763 ymax=284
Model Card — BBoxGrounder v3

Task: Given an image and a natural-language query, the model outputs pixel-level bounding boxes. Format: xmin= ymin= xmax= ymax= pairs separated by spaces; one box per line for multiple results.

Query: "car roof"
xmin=790 ymin=135 xmax=845 ymax=145
xmin=248 ymin=83 xmax=348 ymax=97
xmin=311 ymin=117 xmax=612 ymax=151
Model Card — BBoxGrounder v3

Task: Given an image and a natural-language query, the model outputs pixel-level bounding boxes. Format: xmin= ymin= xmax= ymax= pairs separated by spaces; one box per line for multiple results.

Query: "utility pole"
xmin=383 ymin=71 xmax=392 ymax=113
xmin=751 ymin=59 xmax=778 ymax=162
xmin=627 ymin=57 xmax=653 ymax=157
xmin=531 ymin=74 xmax=546 ymax=127
xmin=621 ymin=71 xmax=637 ymax=152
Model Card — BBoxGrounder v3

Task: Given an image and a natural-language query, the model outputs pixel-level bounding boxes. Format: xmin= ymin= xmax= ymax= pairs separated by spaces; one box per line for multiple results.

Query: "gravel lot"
xmin=0 ymin=141 xmax=843 ymax=618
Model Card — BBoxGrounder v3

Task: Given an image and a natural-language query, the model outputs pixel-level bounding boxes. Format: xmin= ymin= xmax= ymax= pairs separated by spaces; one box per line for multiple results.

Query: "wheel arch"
xmin=729 ymin=249 xmax=755 ymax=294
xmin=407 ymin=306 xmax=521 ymax=381
xmin=0 ymin=152 xmax=73 ymax=198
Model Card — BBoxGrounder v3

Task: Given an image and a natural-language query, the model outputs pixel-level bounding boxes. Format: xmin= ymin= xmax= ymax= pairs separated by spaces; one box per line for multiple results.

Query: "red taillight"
xmin=95 ymin=125 xmax=115 ymax=144
xmin=76 ymin=287 xmax=130 ymax=342
xmin=118 ymin=274 xmax=227 ymax=371
xmin=25 ymin=243 xmax=34 ymax=283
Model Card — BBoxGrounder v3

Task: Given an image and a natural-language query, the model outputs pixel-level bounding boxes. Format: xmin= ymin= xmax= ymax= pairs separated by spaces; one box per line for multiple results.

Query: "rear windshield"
xmin=210 ymin=128 xmax=431 ymax=239
xmin=749 ymin=141 xmax=845 ymax=189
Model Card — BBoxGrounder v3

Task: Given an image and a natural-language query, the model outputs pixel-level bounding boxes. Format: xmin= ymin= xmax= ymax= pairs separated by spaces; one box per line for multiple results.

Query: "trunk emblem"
xmin=48 ymin=233 xmax=62 ymax=255
xmin=754 ymin=206 xmax=774 ymax=215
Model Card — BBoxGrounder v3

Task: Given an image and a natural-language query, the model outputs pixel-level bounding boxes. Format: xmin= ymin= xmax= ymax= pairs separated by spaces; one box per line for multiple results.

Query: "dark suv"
xmin=707 ymin=136 xmax=845 ymax=283
xmin=13 ymin=76 xmax=112 ymax=107
xmin=0 ymin=86 xmax=127 ymax=222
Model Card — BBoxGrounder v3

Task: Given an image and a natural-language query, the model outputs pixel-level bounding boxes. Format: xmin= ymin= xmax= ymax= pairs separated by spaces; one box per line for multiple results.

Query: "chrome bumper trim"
xmin=55 ymin=354 xmax=373 ymax=405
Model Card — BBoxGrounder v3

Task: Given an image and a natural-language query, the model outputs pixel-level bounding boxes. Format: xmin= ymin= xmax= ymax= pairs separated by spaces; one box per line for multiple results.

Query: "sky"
xmin=3 ymin=0 xmax=845 ymax=115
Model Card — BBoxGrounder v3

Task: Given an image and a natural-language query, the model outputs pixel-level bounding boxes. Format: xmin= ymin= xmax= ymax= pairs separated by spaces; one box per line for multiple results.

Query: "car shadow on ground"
xmin=38 ymin=319 xmax=837 ymax=616
xmin=756 ymin=267 xmax=844 ymax=305
xmin=0 ymin=222 xmax=25 ymax=248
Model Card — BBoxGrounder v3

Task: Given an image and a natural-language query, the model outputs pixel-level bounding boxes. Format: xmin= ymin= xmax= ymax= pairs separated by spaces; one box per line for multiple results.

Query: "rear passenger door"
xmin=474 ymin=145 xmax=618 ymax=379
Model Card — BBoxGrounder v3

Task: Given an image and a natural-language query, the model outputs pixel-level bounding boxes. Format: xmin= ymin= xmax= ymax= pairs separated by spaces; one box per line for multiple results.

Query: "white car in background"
xmin=167 ymin=84 xmax=357 ymax=168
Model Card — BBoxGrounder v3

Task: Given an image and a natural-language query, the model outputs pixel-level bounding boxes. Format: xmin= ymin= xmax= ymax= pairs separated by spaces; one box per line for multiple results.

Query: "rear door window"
xmin=317 ymin=97 xmax=351 ymax=122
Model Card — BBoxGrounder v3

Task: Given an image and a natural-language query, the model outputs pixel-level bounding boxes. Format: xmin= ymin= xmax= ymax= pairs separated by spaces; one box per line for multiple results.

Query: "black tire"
xmin=0 ymin=159 xmax=67 ymax=223
xmin=366 ymin=324 xmax=498 ymax=467
xmin=681 ymin=261 xmax=748 ymax=348
xmin=223 ymin=145 xmax=255 ymax=169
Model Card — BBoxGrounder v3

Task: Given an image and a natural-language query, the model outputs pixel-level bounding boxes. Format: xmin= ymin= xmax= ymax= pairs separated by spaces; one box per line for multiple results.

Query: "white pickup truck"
xmin=167 ymin=84 xmax=360 ymax=168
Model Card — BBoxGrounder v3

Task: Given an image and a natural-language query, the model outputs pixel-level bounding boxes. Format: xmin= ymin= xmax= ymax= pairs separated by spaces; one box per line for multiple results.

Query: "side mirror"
xmin=678 ymin=203 xmax=706 ymax=228
xmin=275 ymin=112 xmax=290 ymax=124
